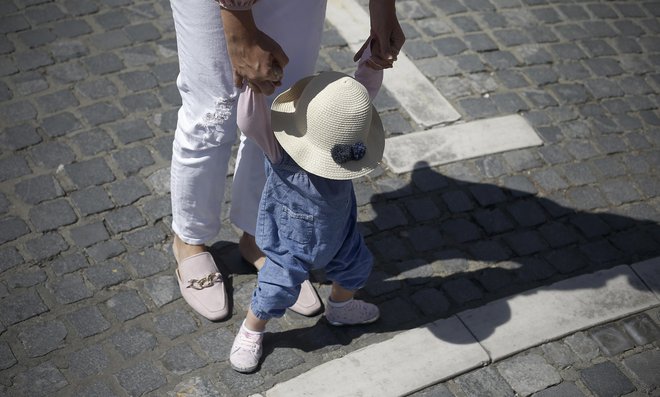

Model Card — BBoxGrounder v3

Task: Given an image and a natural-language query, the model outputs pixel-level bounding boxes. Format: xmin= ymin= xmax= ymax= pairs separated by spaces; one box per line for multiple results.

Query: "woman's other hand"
xmin=361 ymin=0 xmax=405 ymax=70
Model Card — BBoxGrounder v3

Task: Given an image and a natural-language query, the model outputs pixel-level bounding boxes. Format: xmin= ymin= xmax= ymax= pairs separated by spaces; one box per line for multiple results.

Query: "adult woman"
xmin=169 ymin=0 xmax=404 ymax=320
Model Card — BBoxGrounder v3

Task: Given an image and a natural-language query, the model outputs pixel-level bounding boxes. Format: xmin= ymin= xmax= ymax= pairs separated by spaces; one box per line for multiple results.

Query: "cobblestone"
xmin=1 ymin=124 xmax=41 ymax=150
xmin=49 ymin=272 xmax=93 ymax=304
xmin=622 ymin=350 xmax=660 ymax=390
xmin=76 ymin=78 xmax=119 ymax=101
xmin=441 ymin=277 xmax=483 ymax=304
xmin=115 ymin=361 xmax=167 ymax=396
xmin=29 ymin=140 xmax=75 ymax=168
xmin=621 ymin=314 xmax=660 ymax=345
xmin=410 ymin=288 xmax=450 ymax=316
xmin=50 ymin=40 xmax=88 ymax=62
xmin=541 ymin=341 xmax=578 ymax=369
xmin=580 ymin=362 xmax=635 ymax=397
xmin=0 ymin=247 xmax=24 ymax=273
xmin=36 ymin=89 xmax=79 ymax=114
xmin=406 ymin=226 xmax=444 ymax=252
xmin=564 ymin=332 xmax=601 ymax=361
xmin=161 ymin=343 xmax=206 ymax=375
xmin=28 ymin=198 xmax=77 ymax=232
xmin=0 ymin=155 xmax=31 ymax=182
xmin=65 ymin=305 xmax=111 ymax=338
xmin=196 ymin=327 xmax=235 ymax=363
xmin=69 ymin=221 xmax=110 ymax=248
xmin=15 ymin=175 xmax=64 ymax=205
xmin=0 ymin=216 xmax=30 ymax=244
xmin=473 ymin=208 xmax=515 ymax=235
xmin=11 ymin=360 xmax=68 ymax=396
xmin=105 ymin=205 xmax=146 ymax=234
xmin=70 ymin=186 xmax=114 ymax=216
xmin=0 ymin=289 xmax=49 ymax=325
xmin=86 ymin=240 xmax=126 ymax=262
xmin=85 ymin=259 xmax=129 ymax=289
xmin=106 ymin=289 xmax=147 ymax=321
xmin=17 ymin=320 xmax=67 ymax=357
xmin=590 ymin=325 xmax=636 ymax=356
xmin=497 ymin=354 xmax=561 ymax=396
xmin=0 ymin=342 xmax=17 ymax=370
xmin=143 ymin=274 xmax=180 ymax=307
xmin=6 ymin=268 xmax=46 ymax=289
xmin=108 ymin=176 xmax=150 ymax=205
xmin=84 ymin=52 xmax=124 ymax=75
xmin=25 ymin=232 xmax=69 ymax=261
xmin=110 ymin=327 xmax=157 ymax=359
xmin=125 ymin=247 xmax=170 ymax=278
xmin=112 ymin=145 xmax=155 ymax=175
xmin=454 ymin=366 xmax=514 ymax=397
xmin=67 ymin=344 xmax=109 ymax=378
xmin=153 ymin=308 xmax=198 ymax=339
xmin=65 ymin=158 xmax=115 ymax=188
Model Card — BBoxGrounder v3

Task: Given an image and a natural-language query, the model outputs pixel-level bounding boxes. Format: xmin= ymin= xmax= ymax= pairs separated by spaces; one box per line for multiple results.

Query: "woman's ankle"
xmin=239 ymin=232 xmax=266 ymax=270
xmin=172 ymin=234 xmax=206 ymax=264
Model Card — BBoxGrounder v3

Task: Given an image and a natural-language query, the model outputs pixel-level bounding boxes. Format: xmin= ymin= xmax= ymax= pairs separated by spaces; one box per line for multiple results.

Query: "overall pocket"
xmin=279 ymin=205 xmax=314 ymax=244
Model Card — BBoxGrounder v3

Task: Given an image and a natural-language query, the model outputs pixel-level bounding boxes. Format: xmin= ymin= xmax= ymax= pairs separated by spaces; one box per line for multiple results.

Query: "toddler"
xmin=230 ymin=45 xmax=384 ymax=373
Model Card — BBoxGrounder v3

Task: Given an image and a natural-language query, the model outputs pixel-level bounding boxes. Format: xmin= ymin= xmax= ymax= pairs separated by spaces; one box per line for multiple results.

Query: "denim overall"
xmin=251 ymin=153 xmax=373 ymax=320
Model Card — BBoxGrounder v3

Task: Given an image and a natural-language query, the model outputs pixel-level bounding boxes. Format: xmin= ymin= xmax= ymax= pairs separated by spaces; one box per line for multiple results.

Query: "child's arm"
xmin=353 ymin=38 xmax=384 ymax=100
xmin=237 ymin=87 xmax=283 ymax=163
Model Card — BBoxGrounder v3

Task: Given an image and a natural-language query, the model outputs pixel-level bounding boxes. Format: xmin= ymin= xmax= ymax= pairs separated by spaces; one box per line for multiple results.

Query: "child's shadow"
xmin=216 ymin=160 xmax=660 ymax=363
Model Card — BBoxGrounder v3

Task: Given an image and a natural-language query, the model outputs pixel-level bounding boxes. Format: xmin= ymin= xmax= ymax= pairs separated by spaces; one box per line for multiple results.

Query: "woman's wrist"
xmin=221 ymin=8 xmax=259 ymax=46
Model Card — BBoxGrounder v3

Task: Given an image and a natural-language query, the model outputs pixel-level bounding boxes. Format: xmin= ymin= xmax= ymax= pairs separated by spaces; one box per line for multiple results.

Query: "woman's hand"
xmin=356 ymin=0 xmax=405 ymax=70
xmin=221 ymin=8 xmax=289 ymax=95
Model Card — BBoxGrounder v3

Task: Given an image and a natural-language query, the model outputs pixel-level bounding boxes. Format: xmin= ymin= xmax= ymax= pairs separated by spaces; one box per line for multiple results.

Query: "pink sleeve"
xmin=237 ymin=87 xmax=283 ymax=163
xmin=353 ymin=42 xmax=383 ymax=100
xmin=217 ymin=0 xmax=258 ymax=10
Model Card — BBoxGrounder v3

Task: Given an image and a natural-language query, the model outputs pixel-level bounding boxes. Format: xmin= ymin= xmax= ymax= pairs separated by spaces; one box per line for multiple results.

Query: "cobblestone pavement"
xmin=412 ymin=307 xmax=660 ymax=397
xmin=1 ymin=0 xmax=659 ymax=396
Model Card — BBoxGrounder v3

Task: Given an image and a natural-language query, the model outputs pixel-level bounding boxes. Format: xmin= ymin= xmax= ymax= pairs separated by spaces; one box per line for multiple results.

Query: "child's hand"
xmin=353 ymin=0 xmax=405 ymax=70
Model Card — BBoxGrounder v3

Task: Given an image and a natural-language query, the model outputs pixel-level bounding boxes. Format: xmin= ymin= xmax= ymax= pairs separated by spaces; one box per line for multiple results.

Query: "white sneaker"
xmin=324 ymin=299 xmax=380 ymax=326
xmin=230 ymin=324 xmax=263 ymax=373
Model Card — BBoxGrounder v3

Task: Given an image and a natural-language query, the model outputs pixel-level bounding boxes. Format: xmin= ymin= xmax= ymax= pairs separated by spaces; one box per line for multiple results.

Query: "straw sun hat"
xmin=271 ymin=71 xmax=384 ymax=180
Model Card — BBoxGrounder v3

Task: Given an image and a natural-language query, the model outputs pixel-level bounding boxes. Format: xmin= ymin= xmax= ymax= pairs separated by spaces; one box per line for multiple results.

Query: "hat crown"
xmin=271 ymin=71 xmax=385 ymax=180
xmin=294 ymin=76 xmax=372 ymax=151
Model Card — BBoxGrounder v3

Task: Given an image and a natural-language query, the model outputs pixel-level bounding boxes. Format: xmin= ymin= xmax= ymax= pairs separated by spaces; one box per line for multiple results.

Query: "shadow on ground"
xmin=210 ymin=160 xmax=660 ymax=365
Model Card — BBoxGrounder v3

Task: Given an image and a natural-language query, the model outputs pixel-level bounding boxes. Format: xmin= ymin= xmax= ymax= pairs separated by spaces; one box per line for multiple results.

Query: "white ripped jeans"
xmin=169 ymin=0 xmax=327 ymax=244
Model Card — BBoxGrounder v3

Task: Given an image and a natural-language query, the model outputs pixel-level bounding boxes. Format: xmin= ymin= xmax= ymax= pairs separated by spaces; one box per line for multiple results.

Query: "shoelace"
xmin=333 ymin=301 xmax=372 ymax=319
xmin=236 ymin=330 xmax=262 ymax=353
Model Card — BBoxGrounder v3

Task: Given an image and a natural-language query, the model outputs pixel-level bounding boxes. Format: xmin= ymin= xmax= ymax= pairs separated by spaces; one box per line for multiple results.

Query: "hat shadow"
xmin=218 ymin=160 xmax=659 ymax=363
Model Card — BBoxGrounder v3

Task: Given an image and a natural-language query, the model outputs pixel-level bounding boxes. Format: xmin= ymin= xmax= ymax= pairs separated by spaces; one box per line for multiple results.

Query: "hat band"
xmin=331 ymin=141 xmax=367 ymax=164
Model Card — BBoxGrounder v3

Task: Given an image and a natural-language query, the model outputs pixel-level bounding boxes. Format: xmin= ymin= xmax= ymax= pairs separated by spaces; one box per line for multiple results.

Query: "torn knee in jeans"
xmin=201 ymin=96 xmax=236 ymax=127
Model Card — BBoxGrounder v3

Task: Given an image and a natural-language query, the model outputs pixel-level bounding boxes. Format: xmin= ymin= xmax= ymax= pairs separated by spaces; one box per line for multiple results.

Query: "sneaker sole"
xmin=326 ymin=313 xmax=380 ymax=327
xmin=231 ymin=363 xmax=259 ymax=373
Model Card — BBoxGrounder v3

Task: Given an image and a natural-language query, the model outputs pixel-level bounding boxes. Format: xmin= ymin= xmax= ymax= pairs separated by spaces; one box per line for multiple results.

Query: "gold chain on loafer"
xmin=186 ymin=273 xmax=223 ymax=290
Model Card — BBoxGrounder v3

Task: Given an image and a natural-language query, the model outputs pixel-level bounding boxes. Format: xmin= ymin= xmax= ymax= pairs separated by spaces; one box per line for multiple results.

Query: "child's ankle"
xmin=242 ymin=320 xmax=265 ymax=334
xmin=244 ymin=310 xmax=268 ymax=333
xmin=328 ymin=297 xmax=353 ymax=307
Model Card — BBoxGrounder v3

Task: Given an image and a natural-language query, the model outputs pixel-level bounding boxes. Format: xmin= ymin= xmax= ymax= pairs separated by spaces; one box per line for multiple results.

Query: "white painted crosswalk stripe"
xmin=382 ymin=115 xmax=543 ymax=174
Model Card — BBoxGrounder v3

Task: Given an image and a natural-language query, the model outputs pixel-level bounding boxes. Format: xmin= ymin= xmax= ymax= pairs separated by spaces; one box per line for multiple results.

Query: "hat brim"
xmin=271 ymin=72 xmax=385 ymax=180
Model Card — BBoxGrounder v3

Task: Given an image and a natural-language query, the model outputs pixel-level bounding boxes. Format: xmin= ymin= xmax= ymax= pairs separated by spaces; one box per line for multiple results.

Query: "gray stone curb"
xmin=265 ymin=257 xmax=660 ymax=397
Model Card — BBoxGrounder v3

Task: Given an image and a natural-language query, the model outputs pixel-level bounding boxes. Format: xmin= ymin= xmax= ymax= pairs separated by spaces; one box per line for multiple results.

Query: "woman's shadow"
xmin=214 ymin=160 xmax=660 ymax=363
